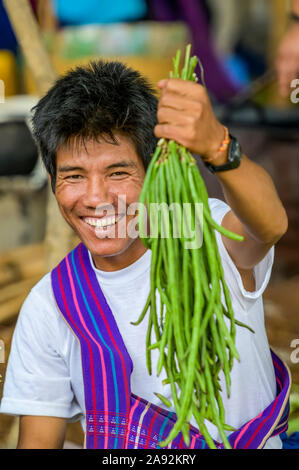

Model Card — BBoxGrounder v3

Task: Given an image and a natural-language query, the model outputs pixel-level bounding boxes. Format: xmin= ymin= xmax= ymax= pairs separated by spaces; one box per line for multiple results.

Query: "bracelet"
xmin=290 ymin=11 xmax=299 ymax=22
xmin=207 ymin=126 xmax=230 ymax=163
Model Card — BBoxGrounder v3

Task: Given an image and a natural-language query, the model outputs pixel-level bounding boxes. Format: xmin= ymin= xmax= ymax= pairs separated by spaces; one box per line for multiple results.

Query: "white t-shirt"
xmin=0 ymin=198 xmax=282 ymax=449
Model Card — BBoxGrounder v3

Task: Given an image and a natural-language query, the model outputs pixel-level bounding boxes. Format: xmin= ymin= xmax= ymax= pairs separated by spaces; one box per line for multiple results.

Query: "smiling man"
xmin=0 ymin=60 xmax=290 ymax=449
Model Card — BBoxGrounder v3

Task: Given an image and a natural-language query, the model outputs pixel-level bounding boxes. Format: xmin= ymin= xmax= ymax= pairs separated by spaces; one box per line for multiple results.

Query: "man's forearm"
xmin=216 ymin=154 xmax=288 ymax=245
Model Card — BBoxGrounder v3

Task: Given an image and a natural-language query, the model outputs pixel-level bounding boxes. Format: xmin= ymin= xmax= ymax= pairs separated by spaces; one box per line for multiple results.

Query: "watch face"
xmin=228 ymin=136 xmax=242 ymax=166
xmin=235 ymin=139 xmax=242 ymax=155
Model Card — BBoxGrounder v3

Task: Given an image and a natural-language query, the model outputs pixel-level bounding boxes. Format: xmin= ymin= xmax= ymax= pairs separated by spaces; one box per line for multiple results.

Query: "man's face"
xmin=55 ymin=133 xmax=147 ymax=270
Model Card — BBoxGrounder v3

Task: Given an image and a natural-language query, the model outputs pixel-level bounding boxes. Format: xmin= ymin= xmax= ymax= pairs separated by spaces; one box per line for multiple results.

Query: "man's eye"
xmin=66 ymin=174 xmax=83 ymax=180
xmin=111 ymin=171 xmax=128 ymax=177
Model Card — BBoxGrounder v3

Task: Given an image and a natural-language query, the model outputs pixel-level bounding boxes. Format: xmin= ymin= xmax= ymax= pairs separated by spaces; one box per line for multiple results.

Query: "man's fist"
xmin=154 ymin=78 xmax=226 ymax=163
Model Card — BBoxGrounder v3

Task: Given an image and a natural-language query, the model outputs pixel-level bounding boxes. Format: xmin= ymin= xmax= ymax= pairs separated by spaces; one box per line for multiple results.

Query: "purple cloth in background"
xmin=148 ymin=0 xmax=241 ymax=102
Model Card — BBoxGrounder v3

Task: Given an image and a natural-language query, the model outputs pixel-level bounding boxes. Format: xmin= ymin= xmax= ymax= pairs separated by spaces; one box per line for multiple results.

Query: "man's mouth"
xmin=82 ymin=214 xmax=125 ymax=229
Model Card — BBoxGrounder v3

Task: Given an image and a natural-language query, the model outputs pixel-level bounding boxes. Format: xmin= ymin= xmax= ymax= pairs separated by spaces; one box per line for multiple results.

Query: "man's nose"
xmin=82 ymin=176 xmax=111 ymax=208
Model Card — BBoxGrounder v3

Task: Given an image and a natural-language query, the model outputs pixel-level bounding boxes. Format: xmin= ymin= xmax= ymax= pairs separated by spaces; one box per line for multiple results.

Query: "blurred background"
xmin=0 ymin=0 xmax=298 ymax=449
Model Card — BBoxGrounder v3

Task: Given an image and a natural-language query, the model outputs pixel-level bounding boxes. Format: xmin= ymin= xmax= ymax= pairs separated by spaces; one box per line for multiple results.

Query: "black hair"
xmin=31 ymin=60 xmax=158 ymax=193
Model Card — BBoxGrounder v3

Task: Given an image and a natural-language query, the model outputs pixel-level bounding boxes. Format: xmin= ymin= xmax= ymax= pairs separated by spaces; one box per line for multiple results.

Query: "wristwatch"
xmin=205 ymin=134 xmax=242 ymax=174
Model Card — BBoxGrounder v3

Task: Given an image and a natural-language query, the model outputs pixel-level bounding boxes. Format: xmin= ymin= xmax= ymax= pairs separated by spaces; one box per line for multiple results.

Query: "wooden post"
xmin=3 ymin=0 xmax=75 ymax=269
xmin=2 ymin=0 xmax=57 ymax=96
xmin=267 ymin=0 xmax=290 ymax=107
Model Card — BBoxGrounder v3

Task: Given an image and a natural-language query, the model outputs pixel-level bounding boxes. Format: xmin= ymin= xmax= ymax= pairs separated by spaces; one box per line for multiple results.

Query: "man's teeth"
xmin=84 ymin=215 xmax=121 ymax=228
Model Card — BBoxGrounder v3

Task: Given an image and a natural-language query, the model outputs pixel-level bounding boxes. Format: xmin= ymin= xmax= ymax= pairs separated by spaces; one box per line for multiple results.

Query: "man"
xmin=0 ymin=60 xmax=290 ymax=449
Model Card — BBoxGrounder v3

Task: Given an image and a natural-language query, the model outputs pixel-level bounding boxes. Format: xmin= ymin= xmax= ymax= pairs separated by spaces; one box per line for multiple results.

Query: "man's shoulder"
xmin=20 ymin=271 xmax=57 ymax=321
xmin=10 ymin=270 xmax=65 ymax=348
xmin=208 ymin=197 xmax=230 ymax=212
xmin=29 ymin=271 xmax=52 ymax=298
xmin=208 ymin=197 xmax=231 ymax=224
xmin=28 ymin=243 xmax=79 ymax=301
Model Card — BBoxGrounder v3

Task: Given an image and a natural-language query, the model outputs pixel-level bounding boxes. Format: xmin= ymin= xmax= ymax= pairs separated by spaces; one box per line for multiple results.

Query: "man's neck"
xmin=91 ymin=240 xmax=148 ymax=272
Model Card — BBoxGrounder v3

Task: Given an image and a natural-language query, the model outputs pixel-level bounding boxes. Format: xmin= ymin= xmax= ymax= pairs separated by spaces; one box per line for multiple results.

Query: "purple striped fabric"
xmin=51 ymin=243 xmax=291 ymax=449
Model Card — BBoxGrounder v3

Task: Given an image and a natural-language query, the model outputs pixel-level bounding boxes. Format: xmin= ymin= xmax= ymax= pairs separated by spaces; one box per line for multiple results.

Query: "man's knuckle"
xmin=186 ymin=127 xmax=196 ymax=142
xmin=185 ymin=116 xmax=198 ymax=134
xmin=155 ymin=123 xmax=169 ymax=136
xmin=167 ymin=78 xmax=179 ymax=88
xmin=162 ymin=124 xmax=170 ymax=134
xmin=187 ymin=112 xmax=199 ymax=124
xmin=194 ymin=102 xmax=203 ymax=115
xmin=154 ymin=124 xmax=162 ymax=136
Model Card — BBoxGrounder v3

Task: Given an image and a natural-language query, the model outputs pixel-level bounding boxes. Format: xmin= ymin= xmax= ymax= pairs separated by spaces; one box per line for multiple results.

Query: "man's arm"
xmin=212 ymin=153 xmax=288 ymax=270
xmin=17 ymin=415 xmax=67 ymax=449
xmin=155 ymin=79 xmax=288 ymax=284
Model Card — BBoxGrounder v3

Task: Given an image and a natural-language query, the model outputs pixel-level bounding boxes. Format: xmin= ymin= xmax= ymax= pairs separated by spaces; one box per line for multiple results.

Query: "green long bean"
xmin=133 ymin=44 xmax=253 ymax=450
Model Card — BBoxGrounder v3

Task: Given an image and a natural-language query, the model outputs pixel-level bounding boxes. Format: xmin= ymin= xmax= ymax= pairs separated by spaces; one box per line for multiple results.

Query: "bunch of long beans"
xmin=133 ymin=45 xmax=253 ymax=449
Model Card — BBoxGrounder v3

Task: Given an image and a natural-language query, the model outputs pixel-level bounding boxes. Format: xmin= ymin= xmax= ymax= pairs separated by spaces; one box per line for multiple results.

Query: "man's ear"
xmin=48 ymin=174 xmax=55 ymax=194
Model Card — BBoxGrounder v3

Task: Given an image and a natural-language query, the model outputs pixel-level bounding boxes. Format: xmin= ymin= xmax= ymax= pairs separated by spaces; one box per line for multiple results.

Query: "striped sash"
xmin=51 ymin=243 xmax=291 ymax=449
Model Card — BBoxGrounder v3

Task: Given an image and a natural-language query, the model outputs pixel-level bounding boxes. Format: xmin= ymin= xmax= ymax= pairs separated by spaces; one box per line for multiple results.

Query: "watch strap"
xmin=205 ymin=134 xmax=242 ymax=173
